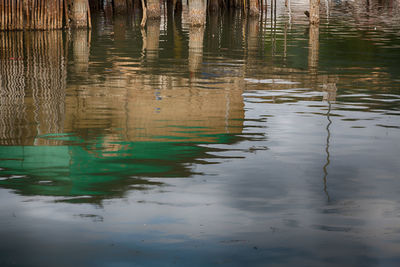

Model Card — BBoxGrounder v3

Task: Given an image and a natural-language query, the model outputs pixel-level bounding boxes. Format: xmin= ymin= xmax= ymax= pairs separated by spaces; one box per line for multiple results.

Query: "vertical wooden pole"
xmin=15 ymin=0 xmax=18 ymax=29
xmin=72 ymin=0 xmax=88 ymax=28
xmin=58 ymin=0 xmax=62 ymax=28
xmin=19 ymin=0 xmax=22 ymax=29
xmin=40 ymin=0 xmax=44 ymax=29
xmin=188 ymin=0 xmax=206 ymax=26
xmin=249 ymin=0 xmax=259 ymax=16
xmin=48 ymin=0 xmax=52 ymax=29
xmin=51 ymin=0 xmax=55 ymax=29
xmin=140 ymin=0 xmax=147 ymax=27
xmin=6 ymin=0 xmax=9 ymax=30
xmin=10 ymin=0 xmax=14 ymax=30
xmin=0 ymin=0 xmax=3 ymax=31
xmin=26 ymin=0 xmax=30 ymax=29
xmin=64 ymin=0 xmax=70 ymax=28
xmin=8 ymin=0 xmax=11 ymax=30
xmin=147 ymin=0 xmax=161 ymax=18
xmin=309 ymin=0 xmax=320 ymax=24
xmin=32 ymin=0 xmax=36 ymax=29
xmin=87 ymin=0 xmax=92 ymax=28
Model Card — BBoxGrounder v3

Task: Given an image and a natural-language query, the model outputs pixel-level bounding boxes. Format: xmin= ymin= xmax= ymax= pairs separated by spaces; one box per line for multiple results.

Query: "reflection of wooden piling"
xmin=188 ymin=25 xmax=204 ymax=75
xmin=247 ymin=16 xmax=259 ymax=56
xmin=0 ymin=31 xmax=67 ymax=145
xmin=322 ymin=75 xmax=338 ymax=102
xmin=73 ymin=29 xmax=91 ymax=74
xmin=146 ymin=19 xmax=161 ymax=60
xmin=308 ymin=24 xmax=319 ymax=73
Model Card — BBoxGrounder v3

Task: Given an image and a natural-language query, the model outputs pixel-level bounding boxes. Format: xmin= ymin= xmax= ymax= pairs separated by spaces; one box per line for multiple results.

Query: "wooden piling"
xmin=310 ymin=0 xmax=320 ymax=24
xmin=189 ymin=0 xmax=206 ymax=26
xmin=249 ymin=0 xmax=259 ymax=16
xmin=147 ymin=0 xmax=161 ymax=18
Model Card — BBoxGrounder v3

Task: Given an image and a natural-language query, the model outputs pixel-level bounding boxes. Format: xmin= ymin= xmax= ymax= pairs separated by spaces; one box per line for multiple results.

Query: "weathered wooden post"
xmin=249 ymin=0 xmax=259 ymax=16
xmin=71 ymin=0 xmax=89 ymax=28
xmin=309 ymin=0 xmax=320 ymax=24
xmin=147 ymin=0 xmax=161 ymax=18
xmin=188 ymin=0 xmax=206 ymax=26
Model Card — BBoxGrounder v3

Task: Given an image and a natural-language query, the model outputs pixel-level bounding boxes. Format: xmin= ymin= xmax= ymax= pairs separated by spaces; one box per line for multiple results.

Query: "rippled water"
xmin=1 ymin=0 xmax=400 ymax=266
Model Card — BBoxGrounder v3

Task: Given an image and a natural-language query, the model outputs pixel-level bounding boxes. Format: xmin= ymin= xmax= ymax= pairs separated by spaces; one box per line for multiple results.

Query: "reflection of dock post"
xmin=308 ymin=24 xmax=319 ymax=74
xmin=146 ymin=19 xmax=161 ymax=61
xmin=188 ymin=25 xmax=205 ymax=76
xmin=73 ymin=29 xmax=91 ymax=74
xmin=247 ymin=16 xmax=259 ymax=57
xmin=322 ymin=76 xmax=338 ymax=102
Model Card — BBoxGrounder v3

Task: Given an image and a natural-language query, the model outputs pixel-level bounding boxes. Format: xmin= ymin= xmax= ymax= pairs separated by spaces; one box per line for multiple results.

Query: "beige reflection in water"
xmin=64 ymin=71 xmax=244 ymax=144
xmin=0 ymin=29 xmax=244 ymax=148
xmin=64 ymin=25 xmax=243 ymax=145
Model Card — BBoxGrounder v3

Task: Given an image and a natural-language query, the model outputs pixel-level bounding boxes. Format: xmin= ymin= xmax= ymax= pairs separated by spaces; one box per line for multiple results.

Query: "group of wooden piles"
xmin=0 ymin=0 xmax=69 ymax=30
xmin=0 ymin=0 xmax=94 ymax=30
xmin=0 ymin=0 xmax=322 ymax=30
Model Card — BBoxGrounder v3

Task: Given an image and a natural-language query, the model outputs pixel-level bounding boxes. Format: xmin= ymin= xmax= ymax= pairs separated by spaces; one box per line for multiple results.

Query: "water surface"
xmin=1 ymin=0 xmax=400 ymax=266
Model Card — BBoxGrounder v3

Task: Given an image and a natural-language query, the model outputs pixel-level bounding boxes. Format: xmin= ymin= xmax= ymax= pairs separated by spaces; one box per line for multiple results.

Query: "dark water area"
xmin=1 ymin=0 xmax=400 ymax=266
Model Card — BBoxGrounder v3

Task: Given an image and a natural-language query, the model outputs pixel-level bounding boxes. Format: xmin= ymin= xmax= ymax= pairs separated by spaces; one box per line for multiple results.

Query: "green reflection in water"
xmin=0 ymin=133 xmax=237 ymax=203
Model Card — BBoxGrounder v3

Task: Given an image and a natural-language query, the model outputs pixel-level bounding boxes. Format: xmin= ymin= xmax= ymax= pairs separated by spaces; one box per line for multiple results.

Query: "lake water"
xmin=1 ymin=0 xmax=400 ymax=266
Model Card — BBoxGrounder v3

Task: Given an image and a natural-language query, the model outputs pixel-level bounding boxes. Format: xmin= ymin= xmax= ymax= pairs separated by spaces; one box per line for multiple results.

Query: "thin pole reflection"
xmin=323 ymin=100 xmax=332 ymax=202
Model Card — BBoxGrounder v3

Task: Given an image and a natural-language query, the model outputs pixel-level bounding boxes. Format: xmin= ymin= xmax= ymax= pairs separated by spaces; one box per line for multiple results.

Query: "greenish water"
xmin=1 ymin=0 xmax=400 ymax=266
